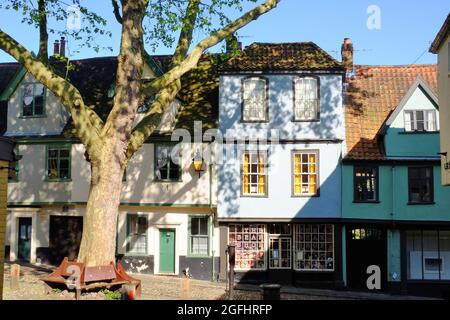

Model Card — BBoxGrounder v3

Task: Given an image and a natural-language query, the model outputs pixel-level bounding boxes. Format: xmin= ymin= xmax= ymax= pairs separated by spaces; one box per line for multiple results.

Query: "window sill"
xmin=239 ymin=120 xmax=269 ymax=124
xmin=45 ymin=179 xmax=72 ymax=182
xmin=399 ymin=131 xmax=439 ymax=135
xmin=124 ymin=253 xmax=148 ymax=257
xmin=353 ymin=200 xmax=380 ymax=204
xmin=291 ymin=119 xmax=320 ymax=123
xmin=292 ymin=194 xmax=320 ymax=198
xmin=187 ymin=255 xmax=211 ymax=259
xmin=407 ymin=202 xmax=435 ymax=206
xmin=19 ymin=115 xmax=47 ymax=119
xmin=241 ymin=194 xmax=268 ymax=198
xmin=153 ymin=179 xmax=183 ymax=183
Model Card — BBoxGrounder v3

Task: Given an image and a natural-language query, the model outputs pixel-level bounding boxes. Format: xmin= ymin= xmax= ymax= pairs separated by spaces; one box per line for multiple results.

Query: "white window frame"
xmin=21 ymin=82 xmax=46 ymax=117
xmin=404 ymin=110 xmax=438 ymax=132
xmin=292 ymin=150 xmax=319 ymax=196
xmin=242 ymin=77 xmax=267 ymax=122
xmin=242 ymin=150 xmax=267 ymax=196
xmin=293 ymin=77 xmax=319 ymax=121
xmin=293 ymin=224 xmax=334 ymax=272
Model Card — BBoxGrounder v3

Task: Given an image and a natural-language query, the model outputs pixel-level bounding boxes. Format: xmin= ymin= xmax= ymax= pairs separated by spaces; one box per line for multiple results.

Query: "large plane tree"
xmin=0 ymin=0 xmax=279 ymax=266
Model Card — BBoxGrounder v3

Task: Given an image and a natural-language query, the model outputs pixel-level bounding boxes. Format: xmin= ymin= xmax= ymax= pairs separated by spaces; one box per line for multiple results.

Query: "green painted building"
xmin=343 ymin=64 xmax=450 ymax=298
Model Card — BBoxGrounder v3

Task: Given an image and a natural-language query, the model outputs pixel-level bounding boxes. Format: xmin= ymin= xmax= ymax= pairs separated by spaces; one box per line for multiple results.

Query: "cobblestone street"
xmin=2 ymin=262 xmax=439 ymax=300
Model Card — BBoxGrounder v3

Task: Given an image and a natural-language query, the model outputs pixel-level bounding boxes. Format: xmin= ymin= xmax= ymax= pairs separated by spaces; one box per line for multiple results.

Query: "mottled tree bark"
xmin=78 ymin=0 xmax=148 ymax=266
xmin=37 ymin=0 xmax=48 ymax=64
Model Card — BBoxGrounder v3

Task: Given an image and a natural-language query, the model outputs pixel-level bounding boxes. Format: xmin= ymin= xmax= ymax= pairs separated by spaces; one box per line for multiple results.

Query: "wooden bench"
xmin=42 ymin=257 xmax=141 ymax=299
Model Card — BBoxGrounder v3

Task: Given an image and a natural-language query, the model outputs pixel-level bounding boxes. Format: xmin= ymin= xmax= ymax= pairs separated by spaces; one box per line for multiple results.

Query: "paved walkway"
xmin=1 ymin=262 xmax=440 ymax=300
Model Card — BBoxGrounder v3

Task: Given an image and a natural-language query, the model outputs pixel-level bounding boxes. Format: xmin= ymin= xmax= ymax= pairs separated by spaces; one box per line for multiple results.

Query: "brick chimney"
xmin=341 ymin=38 xmax=353 ymax=70
xmin=226 ymin=34 xmax=242 ymax=54
xmin=53 ymin=40 xmax=60 ymax=56
xmin=60 ymin=37 xmax=66 ymax=57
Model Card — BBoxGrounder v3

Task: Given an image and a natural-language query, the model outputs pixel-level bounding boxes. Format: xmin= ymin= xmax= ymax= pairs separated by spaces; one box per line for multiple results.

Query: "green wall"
xmin=384 ymin=130 xmax=440 ymax=158
xmin=343 ymin=164 xmax=450 ymax=221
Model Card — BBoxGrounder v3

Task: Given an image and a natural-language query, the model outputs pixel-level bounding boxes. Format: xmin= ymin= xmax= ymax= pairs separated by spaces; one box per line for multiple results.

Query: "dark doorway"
xmin=49 ymin=216 xmax=83 ymax=265
xmin=347 ymin=227 xmax=387 ymax=290
xmin=18 ymin=217 xmax=32 ymax=262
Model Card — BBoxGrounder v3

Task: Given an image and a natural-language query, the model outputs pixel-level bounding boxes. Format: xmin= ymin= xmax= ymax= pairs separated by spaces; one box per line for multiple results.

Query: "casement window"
xmin=126 ymin=214 xmax=148 ymax=255
xmin=46 ymin=146 xmax=71 ymax=181
xmin=408 ymin=166 xmax=434 ymax=204
xmin=406 ymin=230 xmax=450 ymax=280
xmin=155 ymin=144 xmax=181 ymax=181
xmin=242 ymin=151 xmax=267 ymax=196
xmin=293 ymin=224 xmax=334 ymax=271
xmin=292 ymin=151 xmax=318 ymax=196
xmin=404 ymin=110 xmax=438 ymax=132
xmin=22 ymin=83 xmax=45 ymax=117
xmin=354 ymin=166 xmax=378 ymax=202
xmin=189 ymin=216 xmax=210 ymax=256
xmin=268 ymin=224 xmax=292 ymax=269
xmin=242 ymin=77 xmax=267 ymax=121
xmin=229 ymin=224 xmax=266 ymax=270
xmin=293 ymin=77 xmax=319 ymax=121
xmin=8 ymin=146 xmax=19 ymax=182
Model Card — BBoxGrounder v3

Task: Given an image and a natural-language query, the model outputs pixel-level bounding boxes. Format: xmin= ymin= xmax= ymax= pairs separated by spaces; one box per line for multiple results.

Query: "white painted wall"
xmin=389 ymin=86 xmax=439 ymax=129
xmin=218 ymin=143 xmax=342 ymax=219
xmin=8 ymin=142 xmax=216 ymax=206
xmin=219 ymin=74 xmax=344 ymax=141
xmin=5 ymin=73 xmax=69 ymax=137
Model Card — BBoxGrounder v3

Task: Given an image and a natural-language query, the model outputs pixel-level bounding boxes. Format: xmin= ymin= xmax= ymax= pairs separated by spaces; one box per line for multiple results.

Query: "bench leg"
xmin=75 ymin=288 xmax=81 ymax=300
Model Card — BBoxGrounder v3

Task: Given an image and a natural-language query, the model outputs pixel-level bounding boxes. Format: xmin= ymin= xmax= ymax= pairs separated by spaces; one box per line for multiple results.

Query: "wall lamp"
xmin=192 ymin=149 xmax=204 ymax=178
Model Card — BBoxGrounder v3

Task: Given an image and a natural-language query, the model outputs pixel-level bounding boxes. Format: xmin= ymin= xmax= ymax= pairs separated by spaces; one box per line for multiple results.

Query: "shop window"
xmin=229 ymin=224 xmax=266 ymax=270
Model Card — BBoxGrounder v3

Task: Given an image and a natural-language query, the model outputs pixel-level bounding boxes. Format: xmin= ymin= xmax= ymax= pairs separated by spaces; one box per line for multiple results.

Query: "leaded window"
xmin=294 ymin=77 xmax=319 ymax=121
xmin=242 ymin=77 xmax=267 ymax=121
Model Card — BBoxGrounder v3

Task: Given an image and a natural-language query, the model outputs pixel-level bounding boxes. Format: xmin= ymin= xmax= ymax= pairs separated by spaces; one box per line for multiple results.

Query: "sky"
xmin=0 ymin=0 xmax=449 ymax=66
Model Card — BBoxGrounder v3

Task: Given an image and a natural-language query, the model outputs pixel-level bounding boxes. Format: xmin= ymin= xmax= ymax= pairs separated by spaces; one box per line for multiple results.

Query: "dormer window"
xmin=294 ymin=77 xmax=319 ymax=121
xmin=242 ymin=77 xmax=267 ymax=122
xmin=404 ymin=110 xmax=437 ymax=132
xmin=22 ymin=83 xmax=45 ymax=117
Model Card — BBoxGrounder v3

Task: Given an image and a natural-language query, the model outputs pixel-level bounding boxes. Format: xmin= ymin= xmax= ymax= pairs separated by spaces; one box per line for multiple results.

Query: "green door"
xmin=18 ymin=217 xmax=32 ymax=262
xmin=159 ymin=229 xmax=175 ymax=273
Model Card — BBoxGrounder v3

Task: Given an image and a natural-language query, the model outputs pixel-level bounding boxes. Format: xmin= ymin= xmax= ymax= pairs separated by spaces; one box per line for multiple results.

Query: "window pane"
xmin=294 ymin=77 xmax=319 ymax=120
xmin=191 ymin=218 xmax=200 ymax=235
xmin=243 ymin=78 xmax=266 ymax=121
xmin=191 ymin=236 xmax=208 ymax=255
xmin=409 ymin=167 xmax=433 ymax=203
xmin=229 ymin=224 xmax=265 ymax=270
xmin=34 ymin=96 xmax=44 ymax=115
xmin=199 ymin=218 xmax=208 ymax=235
xmin=48 ymin=159 xmax=58 ymax=179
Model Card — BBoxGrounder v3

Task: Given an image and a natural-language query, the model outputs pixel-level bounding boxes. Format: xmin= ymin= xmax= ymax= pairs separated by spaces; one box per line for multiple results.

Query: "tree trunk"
xmin=77 ymin=147 xmax=124 ymax=266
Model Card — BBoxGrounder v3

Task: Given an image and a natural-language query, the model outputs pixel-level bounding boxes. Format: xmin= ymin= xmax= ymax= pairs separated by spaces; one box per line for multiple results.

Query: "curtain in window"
xmin=243 ymin=153 xmax=249 ymax=194
xmin=243 ymin=78 xmax=266 ymax=121
xmin=294 ymin=154 xmax=301 ymax=194
xmin=294 ymin=78 xmax=318 ymax=120
xmin=258 ymin=153 xmax=265 ymax=194
xmin=309 ymin=153 xmax=316 ymax=194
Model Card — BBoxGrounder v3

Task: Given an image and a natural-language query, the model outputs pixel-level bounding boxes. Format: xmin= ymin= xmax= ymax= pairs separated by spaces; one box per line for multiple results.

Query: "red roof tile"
xmin=344 ymin=64 xmax=437 ymax=160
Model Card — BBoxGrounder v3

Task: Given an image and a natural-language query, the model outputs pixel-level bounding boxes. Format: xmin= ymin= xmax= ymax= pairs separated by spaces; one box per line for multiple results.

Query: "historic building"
xmin=343 ymin=63 xmax=450 ymax=298
xmin=0 ymin=39 xmax=221 ymax=281
xmin=216 ymin=41 xmax=347 ymax=287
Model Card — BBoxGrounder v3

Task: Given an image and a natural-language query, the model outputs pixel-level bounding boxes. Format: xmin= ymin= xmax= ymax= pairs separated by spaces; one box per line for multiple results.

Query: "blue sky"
xmin=0 ymin=0 xmax=449 ymax=65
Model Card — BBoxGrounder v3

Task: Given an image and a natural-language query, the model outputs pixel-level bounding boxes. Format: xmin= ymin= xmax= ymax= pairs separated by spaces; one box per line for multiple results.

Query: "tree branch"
xmin=37 ymin=0 xmax=48 ymax=64
xmin=0 ymin=28 xmax=103 ymax=154
xmin=141 ymin=0 xmax=279 ymax=97
xmin=125 ymin=0 xmax=201 ymax=158
xmin=111 ymin=0 xmax=123 ymax=24
xmin=127 ymin=0 xmax=279 ymax=156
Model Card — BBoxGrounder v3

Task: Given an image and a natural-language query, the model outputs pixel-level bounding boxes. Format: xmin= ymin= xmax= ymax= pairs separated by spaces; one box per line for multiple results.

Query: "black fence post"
xmin=227 ymin=244 xmax=236 ymax=300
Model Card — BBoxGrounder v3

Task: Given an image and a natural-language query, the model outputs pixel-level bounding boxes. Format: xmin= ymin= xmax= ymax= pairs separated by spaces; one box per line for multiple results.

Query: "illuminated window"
xmin=242 ymin=151 xmax=267 ymax=196
xmin=354 ymin=166 xmax=378 ymax=202
xmin=292 ymin=151 xmax=318 ymax=196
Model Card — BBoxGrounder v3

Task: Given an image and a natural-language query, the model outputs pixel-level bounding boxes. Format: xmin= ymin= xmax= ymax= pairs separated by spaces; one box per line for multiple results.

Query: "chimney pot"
xmin=53 ymin=40 xmax=60 ymax=56
xmin=341 ymin=37 xmax=353 ymax=70
xmin=60 ymin=37 xmax=66 ymax=57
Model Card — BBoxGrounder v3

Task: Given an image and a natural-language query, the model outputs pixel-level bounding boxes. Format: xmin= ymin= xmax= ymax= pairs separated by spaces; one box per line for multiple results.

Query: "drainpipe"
xmin=209 ymin=162 xmax=215 ymax=282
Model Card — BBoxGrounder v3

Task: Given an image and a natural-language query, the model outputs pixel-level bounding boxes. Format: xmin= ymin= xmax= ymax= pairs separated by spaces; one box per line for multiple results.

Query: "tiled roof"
xmin=430 ymin=13 xmax=450 ymax=53
xmin=0 ymin=55 xmax=219 ymax=139
xmin=218 ymin=42 xmax=344 ymax=72
xmin=0 ymin=62 xmax=21 ymax=95
xmin=345 ymin=64 xmax=437 ymax=161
